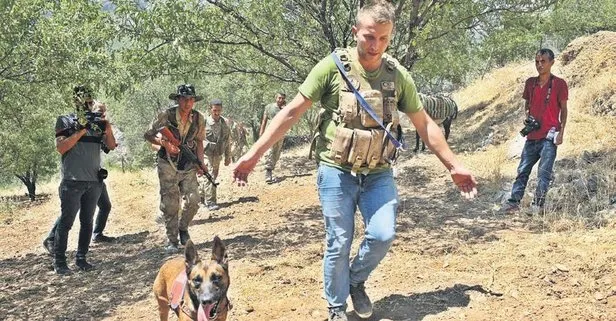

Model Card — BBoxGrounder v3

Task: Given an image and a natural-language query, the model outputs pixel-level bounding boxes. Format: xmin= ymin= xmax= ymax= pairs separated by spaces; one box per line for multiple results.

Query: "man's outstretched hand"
xmin=450 ymin=166 xmax=478 ymax=199
xmin=232 ymin=152 xmax=259 ymax=186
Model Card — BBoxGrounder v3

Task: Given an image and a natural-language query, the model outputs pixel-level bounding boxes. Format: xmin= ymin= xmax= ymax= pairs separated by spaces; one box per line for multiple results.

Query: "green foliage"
xmin=2 ymin=0 xmax=616 ymax=188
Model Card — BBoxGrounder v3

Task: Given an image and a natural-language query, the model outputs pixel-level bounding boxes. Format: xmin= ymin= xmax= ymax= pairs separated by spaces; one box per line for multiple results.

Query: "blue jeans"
xmin=508 ymin=139 xmax=557 ymax=207
xmin=317 ymin=164 xmax=399 ymax=308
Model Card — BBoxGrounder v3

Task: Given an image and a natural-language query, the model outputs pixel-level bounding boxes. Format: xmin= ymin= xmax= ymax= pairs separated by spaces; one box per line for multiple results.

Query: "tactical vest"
xmin=158 ymin=107 xmax=201 ymax=170
xmin=319 ymin=48 xmax=401 ymax=173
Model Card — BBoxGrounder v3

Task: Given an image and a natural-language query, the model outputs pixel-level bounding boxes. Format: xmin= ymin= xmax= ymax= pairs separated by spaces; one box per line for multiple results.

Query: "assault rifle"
xmin=158 ymin=127 xmax=219 ymax=186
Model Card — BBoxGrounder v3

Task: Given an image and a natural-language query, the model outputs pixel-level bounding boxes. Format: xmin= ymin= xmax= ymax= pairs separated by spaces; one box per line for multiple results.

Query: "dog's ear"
xmin=184 ymin=240 xmax=199 ymax=267
xmin=211 ymin=235 xmax=228 ymax=268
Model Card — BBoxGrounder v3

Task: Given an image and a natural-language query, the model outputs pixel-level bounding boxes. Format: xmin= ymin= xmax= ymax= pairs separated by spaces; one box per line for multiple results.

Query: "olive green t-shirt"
xmin=298 ymin=48 xmax=423 ymax=171
xmin=264 ymin=103 xmax=284 ymax=122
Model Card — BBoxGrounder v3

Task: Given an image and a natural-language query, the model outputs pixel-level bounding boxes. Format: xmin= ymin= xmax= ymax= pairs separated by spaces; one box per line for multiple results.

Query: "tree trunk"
xmin=15 ymin=167 xmax=37 ymax=201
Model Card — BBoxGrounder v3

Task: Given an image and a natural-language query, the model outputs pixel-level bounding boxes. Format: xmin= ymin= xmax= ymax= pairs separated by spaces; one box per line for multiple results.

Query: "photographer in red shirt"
xmin=502 ymin=48 xmax=568 ymax=215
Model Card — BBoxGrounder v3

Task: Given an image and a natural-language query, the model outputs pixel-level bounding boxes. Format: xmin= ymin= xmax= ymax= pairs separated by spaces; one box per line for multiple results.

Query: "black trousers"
xmin=93 ymin=183 xmax=111 ymax=235
xmin=50 ymin=180 xmax=102 ymax=263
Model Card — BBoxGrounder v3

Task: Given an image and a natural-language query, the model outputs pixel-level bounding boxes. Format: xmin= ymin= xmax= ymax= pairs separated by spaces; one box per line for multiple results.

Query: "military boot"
xmin=265 ymin=169 xmax=274 ymax=184
xmin=350 ymin=282 xmax=373 ymax=318
xmin=75 ymin=258 xmax=95 ymax=272
xmin=43 ymin=238 xmax=55 ymax=256
xmin=54 ymin=261 xmax=72 ymax=275
xmin=179 ymin=230 xmax=191 ymax=246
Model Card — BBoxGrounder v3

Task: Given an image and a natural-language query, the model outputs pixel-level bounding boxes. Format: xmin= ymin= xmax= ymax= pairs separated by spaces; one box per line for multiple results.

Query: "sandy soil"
xmin=0 ymin=140 xmax=614 ymax=321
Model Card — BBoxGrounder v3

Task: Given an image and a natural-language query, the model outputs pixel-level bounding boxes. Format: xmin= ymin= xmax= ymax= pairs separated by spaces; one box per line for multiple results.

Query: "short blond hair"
xmin=356 ymin=0 xmax=395 ymax=25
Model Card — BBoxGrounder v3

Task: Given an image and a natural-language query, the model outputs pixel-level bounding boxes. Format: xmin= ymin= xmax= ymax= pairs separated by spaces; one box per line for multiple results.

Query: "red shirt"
xmin=522 ymin=75 xmax=568 ymax=140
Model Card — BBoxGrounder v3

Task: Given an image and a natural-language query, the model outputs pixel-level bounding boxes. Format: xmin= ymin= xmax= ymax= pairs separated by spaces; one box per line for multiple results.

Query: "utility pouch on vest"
xmin=366 ymin=129 xmax=384 ymax=169
xmin=383 ymin=96 xmax=397 ymax=124
xmin=381 ymin=123 xmax=400 ymax=164
xmin=347 ymin=129 xmax=372 ymax=172
xmin=339 ymin=91 xmax=358 ymax=124
xmin=330 ymin=127 xmax=354 ymax=165
xmin=360 ymin=90 xmax=384 ymax=128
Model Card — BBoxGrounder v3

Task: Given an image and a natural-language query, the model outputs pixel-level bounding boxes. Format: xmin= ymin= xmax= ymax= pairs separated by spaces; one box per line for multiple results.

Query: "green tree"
xmin=0 ymin=0 xmax=118 ymax=198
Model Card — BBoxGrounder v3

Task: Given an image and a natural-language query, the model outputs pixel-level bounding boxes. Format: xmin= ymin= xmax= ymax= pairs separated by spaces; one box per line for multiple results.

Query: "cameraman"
xmin=502 ymin=49 xmax=568 ymax=215
xmin=46 ymin=86 xmax=116 ymax=275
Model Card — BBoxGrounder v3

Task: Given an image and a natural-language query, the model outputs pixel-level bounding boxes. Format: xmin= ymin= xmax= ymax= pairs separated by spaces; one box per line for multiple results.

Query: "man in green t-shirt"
xmin=259 ymin=92 xmax=286 ymax=183
xmin=233 ymin=2 xmax=477 ymax=320
xmin=200 ymin=98 xmax=232 ymax=211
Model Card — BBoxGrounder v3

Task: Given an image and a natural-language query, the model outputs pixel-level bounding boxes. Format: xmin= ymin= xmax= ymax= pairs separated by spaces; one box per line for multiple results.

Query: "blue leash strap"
xmin=331 ymin=52 xmax=403 ymax=150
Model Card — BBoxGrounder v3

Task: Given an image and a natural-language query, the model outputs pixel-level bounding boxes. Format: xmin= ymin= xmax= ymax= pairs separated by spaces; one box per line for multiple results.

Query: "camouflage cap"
xmin=169 ymin=84 xmax=203 ymax=102
xmin=73 ymin=85 xmax=94 ymax=104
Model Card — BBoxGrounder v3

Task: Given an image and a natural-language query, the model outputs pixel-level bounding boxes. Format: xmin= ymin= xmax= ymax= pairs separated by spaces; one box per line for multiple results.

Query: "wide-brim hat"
xmin=169 ymin=84 xmax=203 ymax=102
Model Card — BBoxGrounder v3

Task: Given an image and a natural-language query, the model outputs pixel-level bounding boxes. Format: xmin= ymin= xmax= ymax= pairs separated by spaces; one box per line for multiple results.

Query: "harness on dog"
xmin=169 ymin=269 xmax=232 ymax=321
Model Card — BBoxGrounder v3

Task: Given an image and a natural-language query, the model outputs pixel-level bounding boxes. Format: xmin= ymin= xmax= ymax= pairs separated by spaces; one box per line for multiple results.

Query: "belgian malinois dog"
xmin=153 ymin=236 xmax=231 ymax=321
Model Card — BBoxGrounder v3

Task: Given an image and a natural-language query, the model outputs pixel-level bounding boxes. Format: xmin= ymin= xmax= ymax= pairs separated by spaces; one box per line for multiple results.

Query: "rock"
xmin=555 ymin=264 xmax=570 ymax=272
xmin=310 ymin=309 xmax=322 ymax=318
xmin=594 ymin=292 xmax=606 ymax=301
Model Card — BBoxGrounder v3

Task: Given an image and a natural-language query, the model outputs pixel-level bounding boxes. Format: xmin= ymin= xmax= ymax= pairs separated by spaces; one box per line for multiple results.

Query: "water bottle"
xmin=547 ymin=127 xmax=556 ymax=140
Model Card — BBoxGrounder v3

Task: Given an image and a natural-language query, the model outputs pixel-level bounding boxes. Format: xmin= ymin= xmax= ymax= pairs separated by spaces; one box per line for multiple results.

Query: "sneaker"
xmin=328 ymin=306 xmax=348 ymax=321
xmin=207 ymin=203 xmax=220 ymax=211
xmin=350 ymin=282 xmax=373 ymax=318
xmin=75 ymin=259 xmax=95 ymax=272
xmin=92 ymin=233 xmax=116 ymax=243
xmin=528 ymin=204 xmax=544 ymax=216
xmin=54 ymin=262 xmax=72 ymax=275
xmin=500 ymin=202 xmax=520 ymax=214
xmin=179 ymin=230 xmax=191 ymax=246
xmin=43 ymin=238 xmax=55 ymax=256
xmin=165 ymin=242 xmax=180 ymax=254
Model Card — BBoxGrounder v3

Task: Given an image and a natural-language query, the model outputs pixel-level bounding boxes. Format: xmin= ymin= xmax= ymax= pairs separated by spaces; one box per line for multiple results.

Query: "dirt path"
xmin=0 ymin=143 xmax=615 ymax=321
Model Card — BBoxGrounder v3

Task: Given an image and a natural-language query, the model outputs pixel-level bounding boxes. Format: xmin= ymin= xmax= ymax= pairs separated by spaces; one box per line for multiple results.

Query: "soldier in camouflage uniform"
xmin=144 ymin=84 xmax=206 ymax=254
xmin=199 ymin=98 xmax=231 ymax=211
xmin=229 ymin=119 xmax=248 ymax=163
xmin=259 ymin=92 xmax=286 ymax=183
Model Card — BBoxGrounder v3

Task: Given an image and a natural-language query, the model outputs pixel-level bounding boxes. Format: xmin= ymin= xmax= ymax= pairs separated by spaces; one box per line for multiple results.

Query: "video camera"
xmin=75 ymin=111 xmax=106 ymax=132
xmin=85 ymin=111 xmax=105 ymax=126
xmin=520 ymin=115 xmax=541 ymax=137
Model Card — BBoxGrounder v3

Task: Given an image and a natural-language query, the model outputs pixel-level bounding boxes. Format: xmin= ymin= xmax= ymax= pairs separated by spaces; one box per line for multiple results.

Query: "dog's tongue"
xmin=197 ymin=303 xmax=215 ymax=321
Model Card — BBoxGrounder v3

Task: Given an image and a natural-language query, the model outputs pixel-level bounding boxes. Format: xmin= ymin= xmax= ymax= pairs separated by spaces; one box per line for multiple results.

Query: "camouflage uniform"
xmin=229 ymin=119 xmax=248 ymax=162
xmin=199 ymin=115 xmax=231 ymax=205
xmin=263 ymin=103 xmax=284 ymax=171
xmin=144 ymin=107 xmax=205 ymax=245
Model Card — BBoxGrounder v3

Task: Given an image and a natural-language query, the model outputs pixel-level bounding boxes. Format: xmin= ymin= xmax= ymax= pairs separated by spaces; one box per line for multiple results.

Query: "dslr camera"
xmin=520 ymin=115 xmax=541 ymax=137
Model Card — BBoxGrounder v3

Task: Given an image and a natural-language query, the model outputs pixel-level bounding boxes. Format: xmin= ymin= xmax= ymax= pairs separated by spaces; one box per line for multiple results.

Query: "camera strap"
xmin=530 ymin=74 xmax=554 ymax=124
